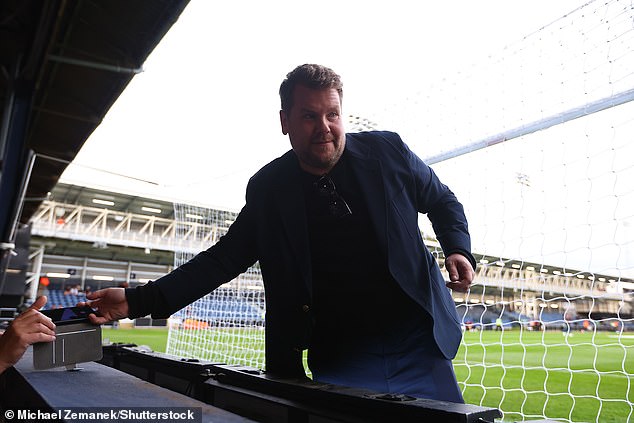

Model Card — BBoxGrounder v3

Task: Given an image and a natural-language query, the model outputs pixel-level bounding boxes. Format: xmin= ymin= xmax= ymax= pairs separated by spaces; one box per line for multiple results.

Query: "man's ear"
xmin=279 ymin=110 xmax=289 ymax=135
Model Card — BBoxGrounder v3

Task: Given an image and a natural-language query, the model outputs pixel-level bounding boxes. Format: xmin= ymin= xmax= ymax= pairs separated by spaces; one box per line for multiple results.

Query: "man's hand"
xmin=445 ymin=253 xmax=475 ymax=293
xmin=0 ymin=296 xmax=56 ymax=373
xmin=77 ymin=288 xmax=129 ymax=325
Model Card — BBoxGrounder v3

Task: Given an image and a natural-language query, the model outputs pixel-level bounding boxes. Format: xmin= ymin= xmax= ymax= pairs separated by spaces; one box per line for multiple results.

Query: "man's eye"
xmin=328 ymin=112 xmax=339 ymax=120
xmin=303 ymin=114 xmax=315 ymax=119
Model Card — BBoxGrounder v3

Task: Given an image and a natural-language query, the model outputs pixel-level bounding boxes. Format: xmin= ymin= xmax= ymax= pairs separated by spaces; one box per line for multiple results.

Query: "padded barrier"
xmin=100 ymin=344 xmax=503 ymax=423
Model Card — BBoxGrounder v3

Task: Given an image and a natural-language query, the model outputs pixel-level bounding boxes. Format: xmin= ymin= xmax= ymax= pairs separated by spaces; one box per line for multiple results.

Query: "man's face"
xmin=280 ymin=85 xmax=345 ymax=175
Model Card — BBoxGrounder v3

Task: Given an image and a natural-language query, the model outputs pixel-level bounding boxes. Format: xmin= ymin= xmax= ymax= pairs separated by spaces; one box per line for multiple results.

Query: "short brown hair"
xmin=279 ymin=64 xmax=343 ymax=114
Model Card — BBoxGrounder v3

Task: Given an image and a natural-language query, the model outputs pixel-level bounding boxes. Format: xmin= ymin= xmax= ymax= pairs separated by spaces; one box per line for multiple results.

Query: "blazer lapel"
xmin=346 ymin=138 xmax=389 ymax=255
xmin=273 ymin=153 xmax=313 ymax=296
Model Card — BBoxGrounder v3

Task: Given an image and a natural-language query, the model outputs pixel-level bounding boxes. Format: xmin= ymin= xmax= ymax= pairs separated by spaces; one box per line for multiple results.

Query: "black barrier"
xmin=100 ymin=344 xmax=502 ymax=423
xmin=0 ymin=348 xmax=255 ymax=423
xmin=100 ymin=344 xmax=220 ymax=401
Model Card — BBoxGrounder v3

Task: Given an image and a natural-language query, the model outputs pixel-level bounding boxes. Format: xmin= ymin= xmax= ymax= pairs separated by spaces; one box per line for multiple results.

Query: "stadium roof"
xmin=0 ymin=0 xmax=189 ymax=247
xmin=51 ymin=182 xmax=176 ymax=220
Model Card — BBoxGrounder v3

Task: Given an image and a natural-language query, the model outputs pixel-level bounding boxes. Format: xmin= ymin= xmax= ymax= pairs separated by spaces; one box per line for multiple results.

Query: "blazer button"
xmin=302 ymin=304 xmax=310 ymax=313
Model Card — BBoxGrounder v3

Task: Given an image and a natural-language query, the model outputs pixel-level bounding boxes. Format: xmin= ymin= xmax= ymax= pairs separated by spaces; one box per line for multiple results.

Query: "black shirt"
xmin=301 ymin=153 xmax=429 ymax=351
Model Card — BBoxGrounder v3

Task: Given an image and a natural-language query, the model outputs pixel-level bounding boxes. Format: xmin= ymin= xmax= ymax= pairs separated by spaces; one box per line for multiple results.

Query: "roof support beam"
xmin=48 ymin=55 xmax=143 ymax=74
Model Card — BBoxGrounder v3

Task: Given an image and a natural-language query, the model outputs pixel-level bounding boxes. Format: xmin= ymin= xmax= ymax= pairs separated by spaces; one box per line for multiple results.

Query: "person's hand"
xmin=77 ymin=288 xmax=129 ymax=325
xmin=444 ymin=253 xmax=475 ymax=293
xmin=0 ymin=296 xmax=56 ymax=374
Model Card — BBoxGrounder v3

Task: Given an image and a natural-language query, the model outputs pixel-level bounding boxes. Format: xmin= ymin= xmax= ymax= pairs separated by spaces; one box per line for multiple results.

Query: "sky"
xmin=59 ymin=0 xmax=634 ymax=279
xmin=61 ymin=0 xmax=587 ymax=208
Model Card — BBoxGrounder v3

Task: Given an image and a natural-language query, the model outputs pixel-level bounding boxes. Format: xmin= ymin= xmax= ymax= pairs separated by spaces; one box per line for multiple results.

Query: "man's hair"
xmin=279 ymin=64 xmax=343 ymax=114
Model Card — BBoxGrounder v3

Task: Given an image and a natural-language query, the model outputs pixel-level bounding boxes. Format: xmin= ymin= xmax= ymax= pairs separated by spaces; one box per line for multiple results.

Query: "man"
xmin=0 ymin=296 xmax=56 ymax=374
xmin=83 ymin=64 xmax=475 ymax=402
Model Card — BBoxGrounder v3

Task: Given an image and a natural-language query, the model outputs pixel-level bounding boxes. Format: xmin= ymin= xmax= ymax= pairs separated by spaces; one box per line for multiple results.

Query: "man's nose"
xmin=318 ymin=116 xmax=330 ymax=133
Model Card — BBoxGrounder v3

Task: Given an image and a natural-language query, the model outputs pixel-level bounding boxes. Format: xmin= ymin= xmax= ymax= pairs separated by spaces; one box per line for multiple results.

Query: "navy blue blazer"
xmin=145 ymin=131 xmax=475 ymax=377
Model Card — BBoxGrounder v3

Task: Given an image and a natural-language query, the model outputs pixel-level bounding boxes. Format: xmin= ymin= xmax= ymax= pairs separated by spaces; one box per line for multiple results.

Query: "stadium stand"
xmin=43 ymin=289 xmax=87 ymax=310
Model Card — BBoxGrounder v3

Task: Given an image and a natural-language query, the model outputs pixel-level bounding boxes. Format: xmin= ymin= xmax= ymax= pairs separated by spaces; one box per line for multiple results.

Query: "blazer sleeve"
xmin=392 ymin=133 xmax=477 ymax=269
xmin=126 ymin=181 xmax=261 ymax=318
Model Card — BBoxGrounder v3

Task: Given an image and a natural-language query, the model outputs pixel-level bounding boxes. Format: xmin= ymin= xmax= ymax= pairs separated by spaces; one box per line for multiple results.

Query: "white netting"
xmin=428 ymin=101 xmax=634 ymax=423
xmin=165 ymin=204 xmax=265 ymax=368
xmin=412 ymin=1 xmax=634 ymax=421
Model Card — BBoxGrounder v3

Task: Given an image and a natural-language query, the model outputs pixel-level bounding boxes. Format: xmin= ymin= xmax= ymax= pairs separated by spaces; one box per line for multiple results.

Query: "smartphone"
xmin=40 ymin=305 xmax=97 ymax=325
xmin=33 ymin=306 xmax=102 ymax=370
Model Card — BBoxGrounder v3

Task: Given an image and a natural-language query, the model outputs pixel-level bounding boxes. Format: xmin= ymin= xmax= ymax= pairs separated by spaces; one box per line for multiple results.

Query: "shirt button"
xmin=302 ymin=304 xmax=310 ymax=313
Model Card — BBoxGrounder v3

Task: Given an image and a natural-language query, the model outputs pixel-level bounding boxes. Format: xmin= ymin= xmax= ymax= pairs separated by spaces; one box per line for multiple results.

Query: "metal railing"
xmin=30 ymin=200 xmax=222 ymax=254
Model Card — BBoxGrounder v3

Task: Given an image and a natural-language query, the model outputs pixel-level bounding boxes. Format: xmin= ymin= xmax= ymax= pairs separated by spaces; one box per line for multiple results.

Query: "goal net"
xmin=165 ymin=204 xmax=266 ymax=368
xmin=401 ymin=1 xmax=632 ymax=422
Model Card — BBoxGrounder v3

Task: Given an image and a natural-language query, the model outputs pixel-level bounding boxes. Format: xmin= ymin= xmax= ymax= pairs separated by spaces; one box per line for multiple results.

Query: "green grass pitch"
xmin=456 ymin=330 xmax=633 ymax=422
xmin=102 ymin=327 xmax=633 ymax=422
